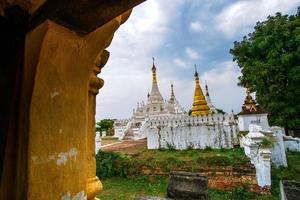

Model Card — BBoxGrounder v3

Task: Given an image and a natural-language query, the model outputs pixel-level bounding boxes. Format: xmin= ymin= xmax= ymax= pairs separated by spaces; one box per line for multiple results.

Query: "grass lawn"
xmin=99 ymin=176 xmax=167 ymax=200
xmin=98 ymin=176 xmax=277 ymax=200
xmin=97 ymin=150 xmax=300 ymax=200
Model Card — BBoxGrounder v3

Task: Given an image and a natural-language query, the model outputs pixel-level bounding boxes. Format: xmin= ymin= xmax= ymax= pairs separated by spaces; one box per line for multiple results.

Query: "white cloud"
xmin=185 ymin=47 xmax=200 ymax=60
xmin=96 ymin=0 xmax=183 ymax=120
xmin=215 ymin=0 xmax=300 ymax=38
xmin=96 ymin=1 xmax=250 ymax=120
xmin=190 ymin=21 xmax=204 ymax=32
xmin=173 ymin=58 xmax=187 ymax=69
xmin=201 ymin=61 xmax=244 ymax=113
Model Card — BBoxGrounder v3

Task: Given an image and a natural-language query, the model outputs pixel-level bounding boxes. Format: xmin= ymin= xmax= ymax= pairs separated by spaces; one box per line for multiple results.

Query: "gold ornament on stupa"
xmin=191 ymin=65 xmax=211 ymax=116
xmin=241 ymin=82 xmax=258 ymax=113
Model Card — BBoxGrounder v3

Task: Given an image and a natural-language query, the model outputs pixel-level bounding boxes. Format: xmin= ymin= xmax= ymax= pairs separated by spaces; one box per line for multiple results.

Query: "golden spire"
xmin=191 ymin=64 xmax=210 ymax=116
xmin=149 ymin=57 xmax=163 ymax=101
xmin=205 ymin=80 xmax=209 ymax=96
xmin=152 ymin=57 xmax=157 ymax=83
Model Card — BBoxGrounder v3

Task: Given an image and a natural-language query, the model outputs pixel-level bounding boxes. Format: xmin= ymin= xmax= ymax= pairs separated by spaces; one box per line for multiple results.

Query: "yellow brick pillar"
xmin=22 ymin=10 xmax=132 ymax=200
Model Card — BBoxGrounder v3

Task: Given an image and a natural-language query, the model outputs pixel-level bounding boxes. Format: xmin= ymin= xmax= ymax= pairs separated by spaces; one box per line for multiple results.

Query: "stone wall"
xmin=140 ymin=164 xmax=265 ymax=194
xmin=241 ymin=124 xmax=274 ymax=188
xmin=270 ymin=127 xmax=287 ymax=167
xmin=146 ymin=114 xmax=238 ymax=150
xmin=284 ymin=136 xmax=300 ymax=152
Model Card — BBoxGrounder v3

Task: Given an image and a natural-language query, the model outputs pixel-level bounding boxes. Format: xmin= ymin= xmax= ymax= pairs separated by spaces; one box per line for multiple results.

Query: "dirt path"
xmin=101 ymin=139 xmax=147 ymax=155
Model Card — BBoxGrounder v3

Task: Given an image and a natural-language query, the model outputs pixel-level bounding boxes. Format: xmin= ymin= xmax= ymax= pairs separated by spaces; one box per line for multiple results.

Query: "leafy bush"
xmin=96 ymin=151 xmax=132 ymax=179
xmin=231 ymin=186 xmax=254 ymax=200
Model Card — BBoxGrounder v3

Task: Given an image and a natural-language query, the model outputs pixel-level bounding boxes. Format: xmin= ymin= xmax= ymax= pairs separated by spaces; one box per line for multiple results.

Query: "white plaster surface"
xmin=241 ymin=124 xmax=271 ymax=187
xmin=284 ymin=136 xmax=300 ymax=152
xmin=270 ymin=127 xmax=287 ymax=167
xmin=146 ymin=113 xmax=238 ymax=149
xmin=238 ymin=113 xmax=269 ymax=131
xmin=95 ymin=132 xmax=101 ymax=154
xmin=61 ymin=191 xmax=87 ymax=200
xmin=56 ymin=148 xmax=78 ymax=166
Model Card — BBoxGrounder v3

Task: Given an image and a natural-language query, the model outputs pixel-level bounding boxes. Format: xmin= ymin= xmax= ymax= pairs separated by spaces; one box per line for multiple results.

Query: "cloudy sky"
xmin=96 ymin=0 xmax=300 ymax=120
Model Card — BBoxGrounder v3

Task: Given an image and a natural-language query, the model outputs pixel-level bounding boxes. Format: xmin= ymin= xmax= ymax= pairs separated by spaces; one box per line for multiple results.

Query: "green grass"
xmin=96 ymin=148 xmax=251 ymax=180
xmin=99 ymin=177 xmax=278 ymax=200
xmin=209 ymin=188 xmax=278 ymax=200
xmin=97 ymin=150 xmax=300 ymax=200
xmin=136 ymin=147 xmax=249 ymax=167
xmin=99 ymin=176 xmax=167 ymax=200
xmin=270 ymin=151 xmax=300 ymax=197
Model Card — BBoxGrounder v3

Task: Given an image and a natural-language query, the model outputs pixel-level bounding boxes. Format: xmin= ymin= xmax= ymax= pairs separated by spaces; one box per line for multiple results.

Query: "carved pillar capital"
xmin=89 ymin=50 xmax=110 ymax=95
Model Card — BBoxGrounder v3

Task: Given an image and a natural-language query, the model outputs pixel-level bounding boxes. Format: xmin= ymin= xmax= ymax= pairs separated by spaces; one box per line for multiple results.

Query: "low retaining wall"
xmin=140 ymin=165 xmax=269 ymax=194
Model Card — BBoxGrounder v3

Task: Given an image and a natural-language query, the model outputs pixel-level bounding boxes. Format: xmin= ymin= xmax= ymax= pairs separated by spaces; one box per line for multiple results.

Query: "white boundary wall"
xmin=284 ymin=136 xmax=300 ymax=152
xmin=145 ymin=114 xmax=238 ymax=150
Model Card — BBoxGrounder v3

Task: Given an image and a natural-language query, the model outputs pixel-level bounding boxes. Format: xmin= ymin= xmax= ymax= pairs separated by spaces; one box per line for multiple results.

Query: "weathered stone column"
xmin=23 ymin=10 xmax=132 ymax=200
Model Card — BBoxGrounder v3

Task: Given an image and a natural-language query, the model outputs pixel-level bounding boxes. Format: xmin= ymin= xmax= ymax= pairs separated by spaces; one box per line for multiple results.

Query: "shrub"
xmin=96 ymin=151 xmax=132 ymax=179
xmin=231 ymin=186 xmax=254 ymax=200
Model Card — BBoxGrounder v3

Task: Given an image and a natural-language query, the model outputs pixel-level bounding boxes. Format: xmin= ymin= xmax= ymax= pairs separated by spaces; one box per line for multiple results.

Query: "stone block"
xmin=167 ymin=171 xmax=208 ymax=200
xmin=280 ymin=180 xmax=300 ymax=200
xmin=135 ymin=196 xmax=171 ymax=200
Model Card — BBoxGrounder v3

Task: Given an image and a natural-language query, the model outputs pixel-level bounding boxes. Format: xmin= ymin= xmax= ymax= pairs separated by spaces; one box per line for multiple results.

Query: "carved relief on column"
xmin=86 ymin=50 xmax=109 ymax=200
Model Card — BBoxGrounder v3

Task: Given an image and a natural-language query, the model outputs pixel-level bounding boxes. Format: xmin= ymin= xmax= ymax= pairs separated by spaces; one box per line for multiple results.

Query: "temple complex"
xmin=114 ymin=62 xmax=221 ymax=140
xmin=114 ymin=59 xmax=185 ymax=140
xmin=191 ymin=65 xmax=211 ymax=116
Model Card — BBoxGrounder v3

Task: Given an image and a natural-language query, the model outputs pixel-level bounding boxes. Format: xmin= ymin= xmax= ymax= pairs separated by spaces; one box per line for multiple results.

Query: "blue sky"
xmin=96 ymin=0 xmax=300 ymax=120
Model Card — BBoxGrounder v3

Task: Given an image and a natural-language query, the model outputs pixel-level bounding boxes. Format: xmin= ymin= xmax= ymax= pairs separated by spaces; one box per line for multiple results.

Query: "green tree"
xmin=230 ymin=11 xmax=300 ymax=131
xmin=96 ymin=119 xmax=114 ymax=136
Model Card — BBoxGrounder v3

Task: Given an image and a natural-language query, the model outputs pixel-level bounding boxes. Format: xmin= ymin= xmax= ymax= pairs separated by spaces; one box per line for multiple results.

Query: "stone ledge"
xmin=135 ymin=196 xmax=171 ymax=200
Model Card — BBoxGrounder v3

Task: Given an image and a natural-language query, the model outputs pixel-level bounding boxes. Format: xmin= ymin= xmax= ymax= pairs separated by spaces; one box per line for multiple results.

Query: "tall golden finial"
xmin=152 ymin=57 xmax=157 ymax=83
xmin=191 ymin=64 xmax=210 ymax=116
xmin=194 ymin=64 xmax=198 ymax=77
xmin=205 ymin=80 xmax=209 ymax=96
xmin=152 ymin=57 xmax=156 ymax=70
